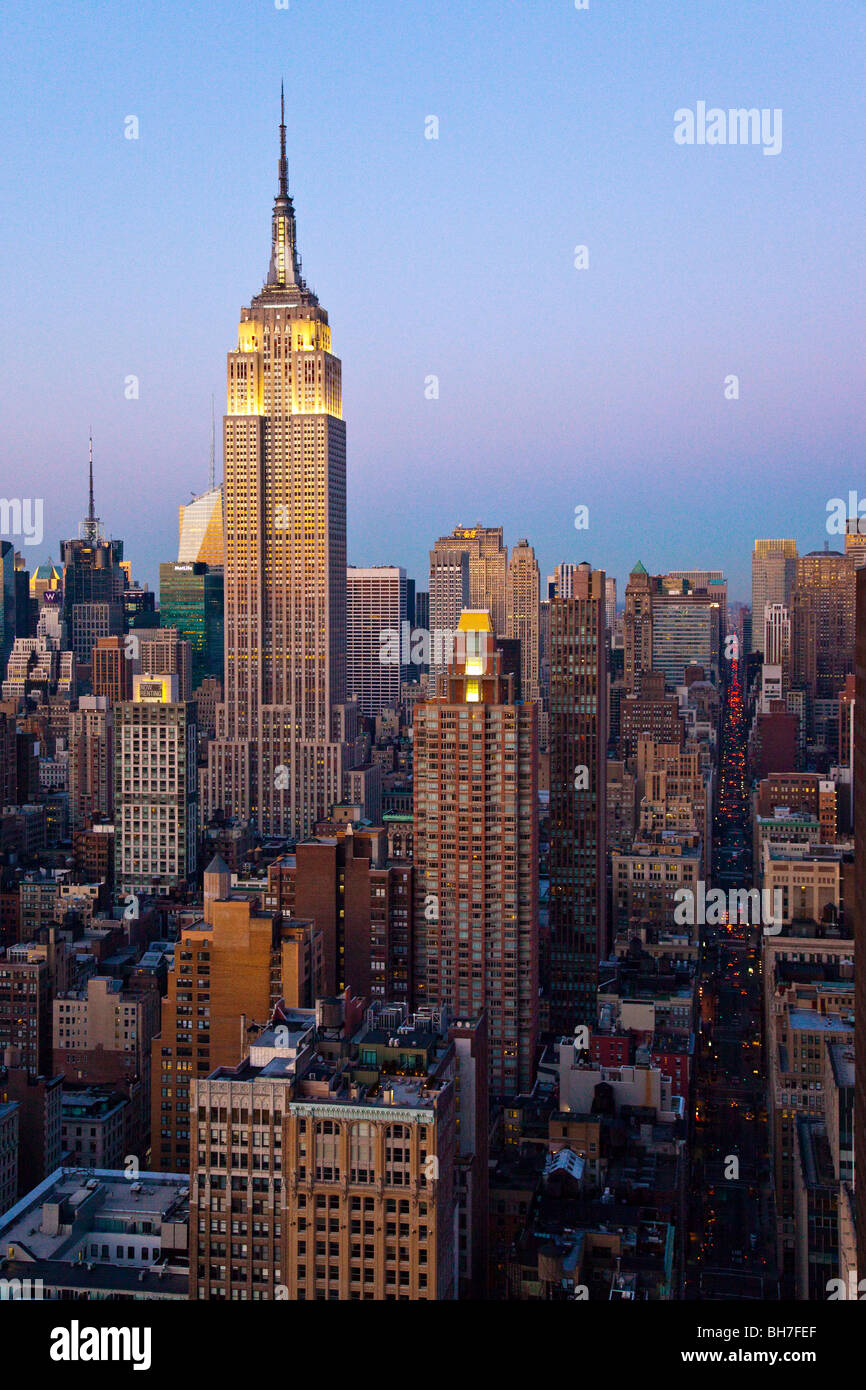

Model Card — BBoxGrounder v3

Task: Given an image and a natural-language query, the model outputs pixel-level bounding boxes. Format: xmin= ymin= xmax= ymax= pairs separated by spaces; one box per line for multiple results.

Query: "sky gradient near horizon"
xmin=0 ymin=0 xmax=863 ymax=604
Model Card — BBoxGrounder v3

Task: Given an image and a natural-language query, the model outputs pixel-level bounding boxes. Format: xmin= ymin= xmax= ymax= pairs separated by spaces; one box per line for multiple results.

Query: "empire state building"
xmin=207 ymin=92 xmax=355 ymax=836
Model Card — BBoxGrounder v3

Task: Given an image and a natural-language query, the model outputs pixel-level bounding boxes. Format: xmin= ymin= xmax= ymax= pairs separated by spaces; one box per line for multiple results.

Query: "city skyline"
xmin=0 ymin=0 xmax=861 ymax=1330
xmin=1 ymin=1 xmax=863 ymax=602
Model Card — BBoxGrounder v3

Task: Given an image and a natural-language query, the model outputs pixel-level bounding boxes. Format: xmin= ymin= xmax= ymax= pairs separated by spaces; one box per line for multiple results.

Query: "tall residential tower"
xmin=548 ymin=564 xmax=608 ymax=1032
xmin=413 ymin=611 xmax=539 ymax=1096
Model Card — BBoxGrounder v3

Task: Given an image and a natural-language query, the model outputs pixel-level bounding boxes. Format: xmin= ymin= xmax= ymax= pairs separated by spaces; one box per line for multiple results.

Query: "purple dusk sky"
xmin=0 ymin=0 xmax=863 ymax=603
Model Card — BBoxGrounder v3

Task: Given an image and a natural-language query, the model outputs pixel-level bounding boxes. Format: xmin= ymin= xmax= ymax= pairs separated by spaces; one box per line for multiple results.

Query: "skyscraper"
xmin=414 ymin=590 xmax=429 ymax=634
xmin=844 ymin=517 xmax=866 ymax=570
xmin=651 ymin=574 xmax=724 ymax=688
xmin=346 ymin=565 xmax=407 ymax=716
xmin=178 ymin=398 xmax=225 ymax=566
xmin=68 ymin=695 xmax=113 ymax=831
xmin=427 ymin=547 xmax=469 ymax=693
xmin=854 ymin=568 xmax=866 ymax=1286
xmin=0 ymin=542 xmax=16 ymax=677
xmin=605 ymin=575 xmax=617 ymax=642
xmin=431 ymin=525 xmax=508 ymax=635
xmin=92 ymin=635 xmax=131 ymax=706
xmin=548 ymin=564 xmax=608 ymax=1032
xmin=206 ymin=93 xmax=354 ymax=837
xmin=791 ymin=551 xmax=855 ymax=747
xmin=624 ymin=561 xmax=653 ymax=693
xmin=60 ymin=440 xmax=125 ymax=663
xmin=764 ymin=602 xmax=791 ymax=673
xmin=178 ymin=488 xmax=224 ymax=566
xmin=115 ymin=674 xmax=197 ymax=898
xmin=137 ymin=628 xmax=194 ymax=702
xmin=666 ymin=569 xmax=727 ymax=644
xmin=413 ymin=610 xmax=539 ymax=1095
xmin=548 ymin=563 xmax=577 ymax=599
xmin=159 ymin=561 xmax=224 ymax=690
xmin=651 ymin=597 xmax=716 ymax=688
xmin=751 ymin=539 xmax=797 ymax=655
xmin=506 ymin=538 xmax=540 ymax=704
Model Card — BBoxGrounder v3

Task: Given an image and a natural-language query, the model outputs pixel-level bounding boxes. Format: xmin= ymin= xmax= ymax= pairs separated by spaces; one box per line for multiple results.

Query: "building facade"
xmin=346 ymin=565 xmax=407 ymax=717
xmin=505 ymin=539 xmax=540 ymax=705
xmin=206 ymin=96 xmax=353 ymax=837
xmin=548 ymin=565 xmax=608 ymax=1032
xmin=114 ymin=674 xmax=198 ymax=898
xmin=413 ymin=611 xmax=538 ymax=1095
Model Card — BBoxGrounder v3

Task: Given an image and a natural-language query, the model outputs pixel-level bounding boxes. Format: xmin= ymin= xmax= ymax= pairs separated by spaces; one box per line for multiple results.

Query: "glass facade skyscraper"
xmin=159 ymin=561 xmax=224 ymax=690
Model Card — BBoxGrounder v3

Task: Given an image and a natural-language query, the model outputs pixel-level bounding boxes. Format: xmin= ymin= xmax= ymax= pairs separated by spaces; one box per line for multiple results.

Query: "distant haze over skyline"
xmin=1 ymin=1 xmax=862 ymax=606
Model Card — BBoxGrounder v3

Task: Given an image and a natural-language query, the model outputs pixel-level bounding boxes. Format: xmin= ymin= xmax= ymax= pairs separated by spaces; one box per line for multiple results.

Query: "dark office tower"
xmin=159 ymin=561 xmax=224 ymax=689
xmin=548 ymin=564 xmax=608 ymax=1032
xmin=0 ymin=542 xmax=15 ymax=675
xmin=206 ymin=92 xmax=352 ymax=837
xmin=496 ymin=635 xmax=522 ymax=702
xmin=791 ymin=551 xmax=855 ymax=748
xmin=71 ymin=600 xmax=123 ymax=666
xmin=855 ymin=568 xmax=866 ymax=1284
xmin=415 ymin=591 xmax=429 ymax=634
xmin=0 ymin=712 xmax=16 ymax=807
xmin=608 ymin=643 xmax=625 ymax=747
xmin=60 ymin=440 xmax=125 ymax=661
xmin=123 ymin=583 xmax=157 ymax=631
xmin=624 ymin=561 xmax=652 ymax=693
xmin=13 ymin=553 xmax=32 ymax=638
xmin=406 ymin=577 xmax=416 ymax=627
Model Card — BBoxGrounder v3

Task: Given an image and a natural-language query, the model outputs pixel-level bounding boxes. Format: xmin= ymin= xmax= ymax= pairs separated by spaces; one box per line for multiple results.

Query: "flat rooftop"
xmin=0 ymin=1168 xmax=189 ymax=1261
xmin=789 ymin=1009 xmax=854 ymax=1033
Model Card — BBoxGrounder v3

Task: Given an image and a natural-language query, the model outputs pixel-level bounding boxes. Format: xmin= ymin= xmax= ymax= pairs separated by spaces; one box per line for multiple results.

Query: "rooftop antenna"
xmin=82 ymin=431 xmax=102 ymax=545
xmin=279 ymin=80 xmax=288 ymax=197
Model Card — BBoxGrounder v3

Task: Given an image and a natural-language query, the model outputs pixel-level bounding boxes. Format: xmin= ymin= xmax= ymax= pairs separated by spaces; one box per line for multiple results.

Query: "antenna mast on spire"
xmin=279 ymin=80 xmax=288 ymax=197
xmin=81 ymin=433 xmax=103 ymax=546
xmin=262 ymin=82 xmax=306 ymax=294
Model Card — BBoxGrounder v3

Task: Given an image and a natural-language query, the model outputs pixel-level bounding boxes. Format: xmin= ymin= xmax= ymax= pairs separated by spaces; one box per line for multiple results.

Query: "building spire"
xmin=265 ymin=83 xmax=305 ymax=292
xmin=279 ymin=80 xmax=288 ymax=197
xmin=82 ymin=434 xmax=101 ymax=546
